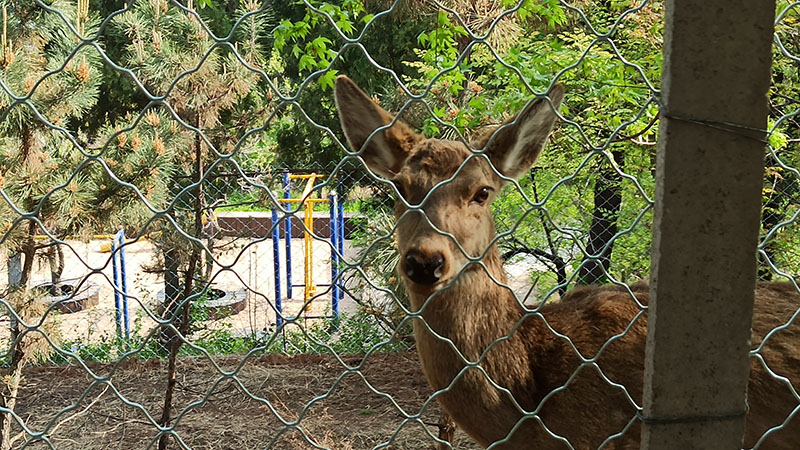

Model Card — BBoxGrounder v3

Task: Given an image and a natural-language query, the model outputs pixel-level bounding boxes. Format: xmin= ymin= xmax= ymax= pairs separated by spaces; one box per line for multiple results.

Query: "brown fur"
xmin=334 ymin=76 xmax=800 ymax=449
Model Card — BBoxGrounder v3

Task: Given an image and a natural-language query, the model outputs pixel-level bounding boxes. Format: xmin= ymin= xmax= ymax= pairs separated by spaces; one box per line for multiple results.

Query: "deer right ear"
xmin=476 ymin=84 xmax=564 ymax=180
xmin=335 ymin=76 xmax=421 ymax=179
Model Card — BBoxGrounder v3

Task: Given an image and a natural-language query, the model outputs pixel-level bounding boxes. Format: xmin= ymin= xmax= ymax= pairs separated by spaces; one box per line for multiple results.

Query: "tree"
xmin=112 ymin=1 xmax=273 ymax=446
xmin=0 ymin=0 xmax=103 ymax=446
xmin=760 ymin=0 xmax=800 ymax=280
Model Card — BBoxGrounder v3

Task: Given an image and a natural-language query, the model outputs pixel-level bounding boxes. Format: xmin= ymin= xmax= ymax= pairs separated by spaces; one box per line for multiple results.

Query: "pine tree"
xmin=0 ymin=1 xmax=102 ymax=446
xmin=114 ymin=0 xmax=274 ymax=273
xmin=113 ymin=2 xmax=273 ymax=447
xmin=0 ymin=0 xmax=102 ymax=285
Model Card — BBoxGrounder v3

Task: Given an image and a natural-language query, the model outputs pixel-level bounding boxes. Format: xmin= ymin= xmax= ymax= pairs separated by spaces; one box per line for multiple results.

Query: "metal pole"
xmin=642 ymin=1 xmax=775 ymax=449
xmin=271 ymin=206 xmax=283 ymax=329
xmin=111 ymin=234 xmax=122 ymax=337
xmin=329 ymin=192 xmax=339 ymax=321
xmin=337 ymin=184 xmax=345 ymax=314
xmin=117 ymin=229 xmax=130 ymax=339
xmin=303 ymin=195 xmax=315 ymax=306
xmin=283 ymin=172 xmax=292 ymax=299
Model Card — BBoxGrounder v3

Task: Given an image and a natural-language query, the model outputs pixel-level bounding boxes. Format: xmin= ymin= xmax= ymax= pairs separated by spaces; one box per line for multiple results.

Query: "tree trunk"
xmin=47 ymin=243 xmax=64 ymax=288
xmin=160 ymin=249 xmax=181 ymax=346
xmin=577 ymin=151 xmax=624 ymax=285
xmin=158 ymin=116 xmax=205 ymax=450
xmin=0 ymin=308 xmax=25 ymax=450
xmin=0 ymin=350 xmax=24 ymax=450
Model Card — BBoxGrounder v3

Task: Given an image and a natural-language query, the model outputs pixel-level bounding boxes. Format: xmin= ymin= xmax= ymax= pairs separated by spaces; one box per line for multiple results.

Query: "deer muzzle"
xmin=403 ymin=249 xmax=445 ymax=286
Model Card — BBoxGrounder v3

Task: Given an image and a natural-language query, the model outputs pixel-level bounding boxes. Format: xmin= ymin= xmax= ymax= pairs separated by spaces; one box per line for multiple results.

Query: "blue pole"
xmin=111 ymin=235 xmax=122 ymax=337
xmin=329 ymin=192 xmax=339 ymax=320
xmin=117 ymin=229 xmax=130 ymax=339
xmin=282 ymin=172 xmax=292 ymax=299
xmin=337 ymin=186 xmax=345 ymax=308
xmin=271 ymin=206 xmax=283 ymax=329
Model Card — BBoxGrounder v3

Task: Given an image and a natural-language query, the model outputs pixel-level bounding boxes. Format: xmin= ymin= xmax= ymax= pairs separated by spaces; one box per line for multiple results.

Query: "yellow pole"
xmin=304 ymin=196 xmax=315 ymax=308
xmin=283 ymin=173 xmax=329 ymax=310
xmin=301 ymin=174 xmax=321 ymax=309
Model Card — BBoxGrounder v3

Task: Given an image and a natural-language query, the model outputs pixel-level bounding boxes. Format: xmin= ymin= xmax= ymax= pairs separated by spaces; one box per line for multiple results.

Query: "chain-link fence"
xmin=0 ymin=0 xmax=798 ymax=448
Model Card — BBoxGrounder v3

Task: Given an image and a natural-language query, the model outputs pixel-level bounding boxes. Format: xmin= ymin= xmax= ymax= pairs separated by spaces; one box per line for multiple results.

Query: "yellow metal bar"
xmin=283 ymin=172 xmax=328 ymax=310
xmin=304 ymin=196 xmax=316 ymax=308
xmin=33 ymin=231 xmax=162 ymax=241
xmin=300 ymin=173 xmax=317 ymax=201
xmin=35 ymin=234 xmax=116 ymax=240
xmin=277 ymin=198 xmax=328 ymax=204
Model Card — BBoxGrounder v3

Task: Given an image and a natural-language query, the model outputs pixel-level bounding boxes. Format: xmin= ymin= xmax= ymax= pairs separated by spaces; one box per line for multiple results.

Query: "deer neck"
xmin=408 ymin=246 xmax=525 ymax=361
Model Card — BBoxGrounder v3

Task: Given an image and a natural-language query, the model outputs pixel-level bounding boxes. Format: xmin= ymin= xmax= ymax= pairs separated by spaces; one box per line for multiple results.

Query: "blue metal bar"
xmin=282 ymin=172 xmax=292 ymax=299
xmin=117 ymin=229 xmax=130 ymax=339
xmin=329 ymin=192 xmax=339 ymax=319
xmin=271 ymin=207 xmax=283 ymax=329
xmin=337 ymin=185 xmax=345 ymax=315
xmin=111 ymin=235 xmax=122 ymax=337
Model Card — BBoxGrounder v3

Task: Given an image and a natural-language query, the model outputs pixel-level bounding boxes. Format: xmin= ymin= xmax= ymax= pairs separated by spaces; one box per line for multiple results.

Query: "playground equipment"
xmin=110 ymin=228 xmax=130 ymax=338
xmin=271 ymin=172 xmax=345 ymax=327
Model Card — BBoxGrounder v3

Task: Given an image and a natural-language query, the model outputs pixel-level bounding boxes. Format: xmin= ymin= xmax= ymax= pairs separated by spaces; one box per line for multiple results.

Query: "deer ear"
xmin=335 ymin=76 xmax=421 ymax=179
xmin=477 ymin=84 xmax=564 ymax=180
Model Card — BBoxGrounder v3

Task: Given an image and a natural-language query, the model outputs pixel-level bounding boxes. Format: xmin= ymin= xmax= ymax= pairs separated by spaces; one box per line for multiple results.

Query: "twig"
xmin=45 ymin=385 xmax=110 ymax=439
xmin=610 ymin=112 xmax=660 ymax=144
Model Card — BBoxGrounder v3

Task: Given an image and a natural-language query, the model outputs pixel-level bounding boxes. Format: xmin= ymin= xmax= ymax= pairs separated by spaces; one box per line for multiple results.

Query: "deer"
xmin=334 ymin=75 xmax=800 ymax=449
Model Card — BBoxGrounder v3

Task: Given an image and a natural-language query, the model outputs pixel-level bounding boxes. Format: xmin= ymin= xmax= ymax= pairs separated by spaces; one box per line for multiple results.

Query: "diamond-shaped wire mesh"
xmin=0 ymin=0 xmax=797 ymax=448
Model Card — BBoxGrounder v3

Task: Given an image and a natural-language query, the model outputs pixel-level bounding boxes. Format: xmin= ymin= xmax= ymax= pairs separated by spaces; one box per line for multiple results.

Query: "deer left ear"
xmin=475 ymin=84 xmax=564 ymax=180
xmin=335 ymin=76 xmax=422 ymax=180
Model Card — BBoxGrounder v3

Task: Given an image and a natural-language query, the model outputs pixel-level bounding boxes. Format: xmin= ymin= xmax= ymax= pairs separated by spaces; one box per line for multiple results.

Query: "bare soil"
xmin=13 ymin=351 xmax=481 ymax=450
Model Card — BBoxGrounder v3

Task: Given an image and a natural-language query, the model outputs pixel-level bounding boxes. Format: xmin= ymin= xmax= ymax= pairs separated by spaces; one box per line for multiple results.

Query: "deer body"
xmin=334 ymin=76 xmax=800 ymax=449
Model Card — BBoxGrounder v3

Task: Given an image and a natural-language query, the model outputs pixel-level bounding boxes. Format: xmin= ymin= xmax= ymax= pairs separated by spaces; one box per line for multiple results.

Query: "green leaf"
xmin=337 ymin=18 xmax=355 ymax=35
xmin=319 ymin=70 xmax=338 ymax=90
xmin=769 ymin=129 xmax=789 ymax=150
xmin=299 ymin=54 xmax=316 ymax=71
xmin=312 ymin=36 xmax=333 ymax=49
xmin=467 ymin=96 xmax=486 ymax=110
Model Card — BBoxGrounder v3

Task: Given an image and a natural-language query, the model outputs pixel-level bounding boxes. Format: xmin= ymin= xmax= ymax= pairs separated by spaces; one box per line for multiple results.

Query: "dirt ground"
xmin=13 ymin=351 xmax=482 ymax=450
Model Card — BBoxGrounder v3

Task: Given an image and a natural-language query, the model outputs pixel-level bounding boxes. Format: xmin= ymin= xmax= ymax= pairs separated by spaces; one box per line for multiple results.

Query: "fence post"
xmin=642 ymin=1 xmax=775 ymax=449
xmin=117 ymin=229 xmax=130 ymax=339
xmin=271 ymin=204 xmax=283 ymax=329
xmin=329 ymin=191 xmax=339 ymax=322
xmin=336 ymin=184 xmax=345 ymax=301
xmin=283 ymin=172 xmax=292 ymax=299
xmin=111 ymin=234 xmax=123 ymax=337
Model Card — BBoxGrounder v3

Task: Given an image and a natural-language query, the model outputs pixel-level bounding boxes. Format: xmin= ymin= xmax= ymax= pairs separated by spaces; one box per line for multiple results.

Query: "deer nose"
xmin=404 ymin=250 xmax=445 ymax=285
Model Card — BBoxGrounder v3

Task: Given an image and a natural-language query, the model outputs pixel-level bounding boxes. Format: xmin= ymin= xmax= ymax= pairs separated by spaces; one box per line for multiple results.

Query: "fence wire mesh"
xmin=0 ymin=0 xmax=797 ymax=448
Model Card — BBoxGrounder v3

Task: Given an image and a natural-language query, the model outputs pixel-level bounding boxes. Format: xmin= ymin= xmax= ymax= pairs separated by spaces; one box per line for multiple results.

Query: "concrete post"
xmin=7 ymin=253 xmax=21 ymax=288
xmin=642 ymin=1 xmax=775 ymax=449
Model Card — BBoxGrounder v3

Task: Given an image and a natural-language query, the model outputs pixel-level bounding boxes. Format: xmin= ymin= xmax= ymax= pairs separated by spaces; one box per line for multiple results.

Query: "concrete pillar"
xmin=7 ymin=253 xmax=21 ymax=288
xmin=642 ymin=1 xmax=775 ymax=449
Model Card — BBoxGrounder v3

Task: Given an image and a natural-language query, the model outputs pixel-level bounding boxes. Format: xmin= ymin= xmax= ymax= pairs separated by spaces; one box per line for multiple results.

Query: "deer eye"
xmin=472 ymin=187 xmax=491 ymax=205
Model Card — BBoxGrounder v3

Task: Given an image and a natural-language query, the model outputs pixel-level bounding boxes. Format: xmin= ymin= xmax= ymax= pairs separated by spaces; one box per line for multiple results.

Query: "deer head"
xmin=335 ymin=76 xmax=563 ymax=300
